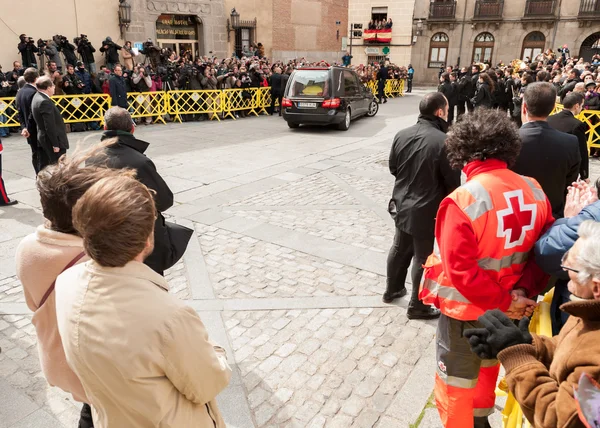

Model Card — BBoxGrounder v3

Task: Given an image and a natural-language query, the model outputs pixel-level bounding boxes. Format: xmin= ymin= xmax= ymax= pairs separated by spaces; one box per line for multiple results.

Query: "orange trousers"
xmin=434 ymin=314 xmax=500 ymax=428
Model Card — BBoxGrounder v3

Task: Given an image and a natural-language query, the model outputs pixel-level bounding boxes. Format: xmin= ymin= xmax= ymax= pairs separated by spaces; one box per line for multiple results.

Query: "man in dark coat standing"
xmin=16 ymin=67 xmax=41 ymax=174
xmin=99 ymin=37 xmax=122 ymax=71
xmin=18 ymin=35 xmax=38 ymax=68
xmin=109 ymin=65 xmax=128 ymax=108
xmin=31 ymin=76 xmax=69 ymax=169
xmin=268 ymin=67 xmax=283 ymax=116
xmin=377 ymin=62 xmax=389 ymax=104
xmin=386 ymin=92 xmax=461 ymax=319
xmin=547 ymin=92 xmax=589 ymax=181
xmin=93 ymin=107 xmax=193 ymax=275
xmin=512 ymin=82 xmax=580 ymax=219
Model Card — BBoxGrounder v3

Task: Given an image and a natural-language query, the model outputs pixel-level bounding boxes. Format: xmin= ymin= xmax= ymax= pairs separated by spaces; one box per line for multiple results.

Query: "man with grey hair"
xmin=89 ymin=107 xmax=191 ymax=276
xmin=464 ymin=219 xmax=600 ymax=427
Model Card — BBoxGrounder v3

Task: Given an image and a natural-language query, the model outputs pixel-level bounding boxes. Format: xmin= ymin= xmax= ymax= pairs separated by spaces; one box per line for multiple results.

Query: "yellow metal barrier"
xmin=498 ymin=289 xmax=554 ymax=428
xmin=0 ymin=97 xmax=20 ymax=128
xmin=255 ymin=87 xmax=271 ymax=116
xmin=222 ymin=88 xmax=260 ymax=120
xmin=167 ymin=90 xmax=222 ymax=122
xmin=552 ymin=103 xmax=600 ymax=152
xmin=127 ymin=92 xmax=168 ymax=124
xmin=52 ymin=94 xmax=111 ymax=125
xmin=364 ymin=79 xmax=406 ymax=98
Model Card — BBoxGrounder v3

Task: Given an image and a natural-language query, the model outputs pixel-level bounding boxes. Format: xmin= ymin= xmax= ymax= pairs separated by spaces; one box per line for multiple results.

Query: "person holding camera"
xmin=100 ymin=37 xmax=122 ymax=71
xmin=132 ymin=67 xmax=152 ymax=124
xmin=54 ymin=36 xmax=77 ymax=70
xmin=18 ymin=34 xmax=39 ymax=68
xmin=75 ymin=35 xmax=96 ymax=75
xmin=62 ymin=64 xmax=84 ymax=95
xmin=45 ymin=62 xmax=64 ymax=95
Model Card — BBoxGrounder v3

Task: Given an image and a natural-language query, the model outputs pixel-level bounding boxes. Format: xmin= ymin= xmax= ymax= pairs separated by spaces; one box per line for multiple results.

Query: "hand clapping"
xmin=564 ymin=180 xmax=598 ymax=218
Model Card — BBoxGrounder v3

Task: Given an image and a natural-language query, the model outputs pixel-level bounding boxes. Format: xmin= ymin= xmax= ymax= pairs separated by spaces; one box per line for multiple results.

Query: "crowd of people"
xmin=367 ymin=18 xmax=393 ymax=30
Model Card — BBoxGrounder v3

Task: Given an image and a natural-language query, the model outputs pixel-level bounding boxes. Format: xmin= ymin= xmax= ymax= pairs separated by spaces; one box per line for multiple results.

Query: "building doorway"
xmin=521 ymin=31 xmax=545 ymax=62
xmin=580 ymin=32 xmax=600 ymax=62
xmin=156 ymin=14 xmax=204 ymax=60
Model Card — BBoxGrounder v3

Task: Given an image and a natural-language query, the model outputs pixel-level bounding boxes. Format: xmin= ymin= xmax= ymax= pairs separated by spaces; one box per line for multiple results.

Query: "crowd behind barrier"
xmin=0 ymin=80 xmax=407 ymax=128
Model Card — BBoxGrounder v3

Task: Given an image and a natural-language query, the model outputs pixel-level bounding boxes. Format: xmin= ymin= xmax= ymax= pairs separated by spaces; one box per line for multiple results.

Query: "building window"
xmin=429 ymin=32 xmax=449 ymax=68
xmin=235 ymin=28 xmax=254 ymax=57
xmin=368 ymin=55 xmax=387 ymax=65
xmin=371 ymin=7 xmax=388 ymax=22
xmin=521 ymin=31 xmax=545 ymax=62
xmin=472 ymin=32 xmax=494 ymax=64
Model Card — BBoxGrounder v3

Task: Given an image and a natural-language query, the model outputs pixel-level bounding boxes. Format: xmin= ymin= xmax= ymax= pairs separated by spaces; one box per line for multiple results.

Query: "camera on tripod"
xmin=37 ymin=39 xmax=47 ymax=49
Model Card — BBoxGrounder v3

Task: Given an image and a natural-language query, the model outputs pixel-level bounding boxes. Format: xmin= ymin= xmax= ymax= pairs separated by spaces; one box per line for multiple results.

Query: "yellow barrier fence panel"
xmin=127 ymin=92 xmax=168 ymax=124
xmin=167 ymin=90 xmax=222 ymax=122
xmin=365 ymin=81 xmax=378 ymax=97
xmin=52 ymin=94 xmax=111 ymax=125
xmin=255 ymin=87 xmax=271 ymax=116
xmin=0 ymin=97 xmax=20 ymax=128
xmin=222 ymin=88 xmax=259 ymax=120
xmin=500 ymin=289 xmax=554 ymax=428
xmin=578 ymin=111 xmax=600 ymax=151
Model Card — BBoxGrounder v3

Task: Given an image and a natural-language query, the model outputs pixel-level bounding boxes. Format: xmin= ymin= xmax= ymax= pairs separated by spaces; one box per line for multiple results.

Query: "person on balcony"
xmin=385 ymin=18 xmax=393 ymax=29
xmin=368 ymin=20 xmax=375 ymax=30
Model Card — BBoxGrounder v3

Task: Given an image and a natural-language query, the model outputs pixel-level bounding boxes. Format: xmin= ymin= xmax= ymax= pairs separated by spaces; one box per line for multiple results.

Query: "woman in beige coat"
xmin=121 ymin=41 xmax=136 ymax=71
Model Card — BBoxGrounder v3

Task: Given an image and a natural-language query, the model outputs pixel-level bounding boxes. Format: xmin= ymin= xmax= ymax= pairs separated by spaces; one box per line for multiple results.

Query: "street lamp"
xmin=227 ymin=8 xmax=241 ymax=42
xmin=118 ymin=0 xmax=131 ymax=38
xmin=416 ymin=19 xmax=423 ymax=36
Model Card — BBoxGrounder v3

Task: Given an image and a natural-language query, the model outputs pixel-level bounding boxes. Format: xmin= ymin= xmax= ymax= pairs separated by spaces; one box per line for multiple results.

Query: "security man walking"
xmin=377 ymin=61 xmax=389 ymax=104
xmin=420 ymin=109 xmax=554 ymax=428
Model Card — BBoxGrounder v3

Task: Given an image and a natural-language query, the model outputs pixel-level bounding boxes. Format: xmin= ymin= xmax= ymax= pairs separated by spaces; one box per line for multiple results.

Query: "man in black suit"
xmin=31 ymin=76 xmax=69 ymax=169
xmin=16 ymin=68 xmax=40 ymax=174
xmin=512 ymin=82 xmax=580 ymax=219
xmin=547 ymin=92 xmax=589 ymax=181
xmin=377 ymin=62 xmax=389 ymax=104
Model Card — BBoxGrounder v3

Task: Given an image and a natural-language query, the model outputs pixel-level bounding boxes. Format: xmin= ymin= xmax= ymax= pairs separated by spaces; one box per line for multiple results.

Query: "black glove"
xmin=464 ymin=310 xmax=532 ymax=359
xmin=463 ymin=328 xmax=494 ymax=360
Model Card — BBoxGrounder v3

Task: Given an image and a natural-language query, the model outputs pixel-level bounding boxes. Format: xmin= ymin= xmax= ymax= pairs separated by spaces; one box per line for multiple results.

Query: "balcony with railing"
xmin=429 ymin=1 xmax=457 ymax=21
xmin=474 ymin=0 xmax=504 ymax=19
xmin=579 ymin=0 xmax=600 ymax=18
xmin=524 ymin=0 xmax=556 ymax=17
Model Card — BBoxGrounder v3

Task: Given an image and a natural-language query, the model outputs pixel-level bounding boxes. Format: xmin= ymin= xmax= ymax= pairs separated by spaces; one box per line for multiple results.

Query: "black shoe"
xmin=0 ymin=199 xmax=18 ymax=207
xmin=383 ymin=99 xmax=387 ymax=104
xmin=407 ymin=307 xmax=441 ymax=320
xmin=382 ymin=288 xmax=407 ymax=304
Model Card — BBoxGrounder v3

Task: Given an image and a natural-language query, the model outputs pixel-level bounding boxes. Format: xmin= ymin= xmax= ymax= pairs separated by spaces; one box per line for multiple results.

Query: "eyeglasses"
xmin=561 ymin=250 xmax=580 ymax=274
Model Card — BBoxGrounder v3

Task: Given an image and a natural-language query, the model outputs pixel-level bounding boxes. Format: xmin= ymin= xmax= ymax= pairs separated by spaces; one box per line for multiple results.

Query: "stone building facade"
xmin=224 ymin=0 xmax=349 ymax=63
xmin=411 ymin=0 xmax=600 ymax=85
xmin=346 ymin=0 xmax=416 ymax=68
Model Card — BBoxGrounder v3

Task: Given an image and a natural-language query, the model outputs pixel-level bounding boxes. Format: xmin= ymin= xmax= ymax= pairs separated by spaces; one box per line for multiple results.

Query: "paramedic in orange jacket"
xmin=419 ymin=109 xmax=555 ymax=428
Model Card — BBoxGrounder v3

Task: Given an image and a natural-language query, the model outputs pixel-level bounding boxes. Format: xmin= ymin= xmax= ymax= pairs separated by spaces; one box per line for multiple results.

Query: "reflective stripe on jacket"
xmin=420 ymin=169 xmax=550 ymax=321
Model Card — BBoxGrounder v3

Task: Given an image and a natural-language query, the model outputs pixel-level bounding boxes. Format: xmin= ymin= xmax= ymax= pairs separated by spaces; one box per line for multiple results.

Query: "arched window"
xmin=472 ymin=32 xmax=495 ymax=64
xmin=521 ymin=31 xmax=546 ymax=61
xmin=429 ymin=32 xmax=449 ymax=68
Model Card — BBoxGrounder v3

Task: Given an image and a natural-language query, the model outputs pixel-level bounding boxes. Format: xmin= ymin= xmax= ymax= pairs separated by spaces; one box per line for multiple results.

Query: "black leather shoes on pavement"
xmin=382 ymin=288 xmax=407 ymax=304
xmin=407 ymin=307 xmax=441 ymax=320
xmin=0 ymin=199 xmax=18 ymax=207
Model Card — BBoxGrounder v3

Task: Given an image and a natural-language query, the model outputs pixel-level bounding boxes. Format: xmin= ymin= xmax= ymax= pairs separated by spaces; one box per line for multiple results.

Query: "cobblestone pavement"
xmin=1 ymin=94 xmax=599 ymax=428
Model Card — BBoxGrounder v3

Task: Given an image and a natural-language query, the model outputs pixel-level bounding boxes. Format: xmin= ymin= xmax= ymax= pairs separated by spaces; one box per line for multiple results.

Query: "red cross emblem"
xmin=438 ymin=361 xmax=447 ymax=373
xmin=496 ymin=190 xmax=537 ymax=249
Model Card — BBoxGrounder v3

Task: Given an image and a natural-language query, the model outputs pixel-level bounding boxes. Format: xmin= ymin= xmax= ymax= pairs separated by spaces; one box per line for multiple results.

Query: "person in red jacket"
xmin=419 ymin=108 xmax=555 ymax=428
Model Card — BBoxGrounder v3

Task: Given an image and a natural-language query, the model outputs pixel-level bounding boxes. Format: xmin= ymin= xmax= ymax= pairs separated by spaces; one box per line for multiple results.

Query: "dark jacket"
xmin=18 ymin=41 xmax=38 ymax=68
xmin=513 ymin=121 xmax=581 ymax=218
xmin=16 ymin=83 xmax=38 ymax=138
xmin=270 ymin=73 xmax=283 ymax=96
xmin=559 ymin=79 xmax=579 ymax=102
xmin=547 ymin=110 xmax=589 ymax=180
xmin=389 ymin=115 xmax=461 ymax=238
xmin=62 ymin=72 xmax=84 ymax=95
xmin=97 ymin=131 xmax=192 ymax=275
xmin=472 ymin=82 xmax=493 ymax=108
xmin=75 ymin=68 xmax=93 ymax=94
xmin=100 ymin=41 xmax=122 ymax=64
xmin=78 ymin=42 xmax=96 ymax=64
xmin=457 ymin=74 xmax=473 ymax=102
xmin=438 ymin=81 xmax=455 ymax=105
xmin=31 ymin=92 xmax=69 ymax=158
xmin=109 ymin=75 xmax=128 ymax=108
